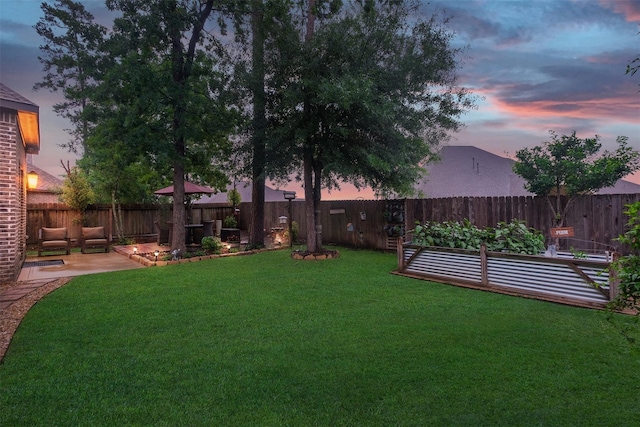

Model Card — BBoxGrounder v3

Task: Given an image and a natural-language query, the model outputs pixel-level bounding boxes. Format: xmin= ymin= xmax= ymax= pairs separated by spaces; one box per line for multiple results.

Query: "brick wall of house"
xmin=0 ymin=108 xmax=26 ymax=283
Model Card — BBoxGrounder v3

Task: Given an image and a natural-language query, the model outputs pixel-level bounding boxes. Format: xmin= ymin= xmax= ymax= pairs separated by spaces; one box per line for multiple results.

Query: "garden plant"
xmin=609 ymin=202 xmax=640 ymax=341
xmin=411 ymin=219 xmax=545 ymax=255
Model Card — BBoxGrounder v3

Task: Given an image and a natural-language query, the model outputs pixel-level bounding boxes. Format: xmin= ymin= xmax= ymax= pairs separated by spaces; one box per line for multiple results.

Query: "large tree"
xmin=94 ymin=0 xmax=234 ymax=252
xmin=513 ymin=130 xmax=640 ymax=230
xmin=225 ymin=0 xmax=299 ymax=247
xmin=34 ymin=0 xmax=107 ymax=154
xmin=273 ymin=0 xmax=475 ymax=252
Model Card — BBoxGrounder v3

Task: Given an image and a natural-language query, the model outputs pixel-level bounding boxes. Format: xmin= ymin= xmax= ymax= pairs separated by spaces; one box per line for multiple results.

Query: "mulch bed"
xmin=291 ymin=249 xmax=340 ymax=260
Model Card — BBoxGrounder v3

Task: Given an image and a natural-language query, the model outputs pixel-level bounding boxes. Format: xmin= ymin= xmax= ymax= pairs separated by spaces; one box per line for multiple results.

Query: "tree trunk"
xmin=314 ymin=163 xmax=322 ymax=251
xmin=304 ymin=145 xmax=317 ymax=251
xmin=250 ymin=1 xmax=266 ymax=247
xmin=171 ymin=162 xmax=186 ymax=253
xmin=303 ymin=0 xmax=318 ymax=253
xmin=111 ymin=190 xmax=124 ymax=243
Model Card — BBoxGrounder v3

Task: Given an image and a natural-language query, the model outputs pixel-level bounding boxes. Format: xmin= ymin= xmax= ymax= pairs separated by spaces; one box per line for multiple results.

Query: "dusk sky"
xmin=1 ymin=0 xmax=639 ymax=200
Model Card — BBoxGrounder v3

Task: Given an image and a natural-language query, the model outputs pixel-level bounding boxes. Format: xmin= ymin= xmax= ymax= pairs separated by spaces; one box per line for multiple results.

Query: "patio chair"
xmin=38 ymin=227 xmax=70 ymax=256
xmin=81 ymin=226 xmax=110 ymax=253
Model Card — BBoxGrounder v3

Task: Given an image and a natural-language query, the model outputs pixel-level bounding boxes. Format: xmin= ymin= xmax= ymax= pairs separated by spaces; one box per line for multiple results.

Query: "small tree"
xmin=227 ymin=186 xmax=242 ymax=208
xmin=513 ymin=131 xmax=640 ymax=231
xmin=59 ymin=161 xmax=96 ymax=224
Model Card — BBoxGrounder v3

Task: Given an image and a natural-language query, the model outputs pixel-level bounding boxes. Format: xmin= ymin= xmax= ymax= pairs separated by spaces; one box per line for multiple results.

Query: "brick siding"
xmin=0 ymin=109 xmax=26 ymax=283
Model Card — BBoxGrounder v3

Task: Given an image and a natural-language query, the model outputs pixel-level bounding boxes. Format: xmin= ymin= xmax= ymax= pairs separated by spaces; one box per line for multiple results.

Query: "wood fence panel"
xmin=27 ymin=194 xmax=640 ymax=253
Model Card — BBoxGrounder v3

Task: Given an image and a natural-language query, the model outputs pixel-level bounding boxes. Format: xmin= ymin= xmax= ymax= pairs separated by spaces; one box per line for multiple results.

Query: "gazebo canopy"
xmin=154 ymin=182 xmax=215 ymax=196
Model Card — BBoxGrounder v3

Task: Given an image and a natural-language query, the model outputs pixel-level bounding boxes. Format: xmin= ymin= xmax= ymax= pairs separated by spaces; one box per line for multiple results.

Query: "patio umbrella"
xmin=154 ymin=181 xmax=215 ymax=196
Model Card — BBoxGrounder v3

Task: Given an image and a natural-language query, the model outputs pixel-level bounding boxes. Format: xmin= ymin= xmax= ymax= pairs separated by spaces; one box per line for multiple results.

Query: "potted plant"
xmin=221 ymin=215 xmax=240 ymax=242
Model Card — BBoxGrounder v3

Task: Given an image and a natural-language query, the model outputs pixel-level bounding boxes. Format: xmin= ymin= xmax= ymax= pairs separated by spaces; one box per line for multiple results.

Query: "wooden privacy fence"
xmin=256 ymin=194 xmax=639 ymax=254
xmin=26 ymin=203 xmax=235 ymax=244
xmin=403 ymin=194 xmax=640 ymax=255
xmin=27 ymin=193 xmax=639 ymax=253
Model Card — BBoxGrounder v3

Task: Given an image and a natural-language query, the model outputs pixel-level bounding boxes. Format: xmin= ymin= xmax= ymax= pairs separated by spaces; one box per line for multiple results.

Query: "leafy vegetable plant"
xmin=412 ymin=220 xmax=544 ymax=255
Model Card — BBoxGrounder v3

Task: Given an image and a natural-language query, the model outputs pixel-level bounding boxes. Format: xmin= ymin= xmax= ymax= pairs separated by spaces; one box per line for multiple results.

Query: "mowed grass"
xmin=1 ymin=248 xmax=639 ymax=426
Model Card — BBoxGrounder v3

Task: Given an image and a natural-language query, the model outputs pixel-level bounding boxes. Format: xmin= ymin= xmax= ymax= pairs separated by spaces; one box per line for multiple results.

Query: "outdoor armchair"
xmin=38 ymin=227 xmax=70 ymax=256
xmin=81 ymin=226 xmax=110 ymax=253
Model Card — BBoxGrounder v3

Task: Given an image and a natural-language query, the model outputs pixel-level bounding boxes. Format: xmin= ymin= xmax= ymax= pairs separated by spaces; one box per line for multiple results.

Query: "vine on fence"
xmin=411 ymin=219 xmax=545 ymax=255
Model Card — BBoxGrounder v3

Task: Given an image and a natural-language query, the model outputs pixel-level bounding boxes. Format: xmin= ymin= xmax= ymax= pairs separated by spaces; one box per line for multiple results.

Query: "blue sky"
xmin=1 ymin=0 xmax=639 ymax=198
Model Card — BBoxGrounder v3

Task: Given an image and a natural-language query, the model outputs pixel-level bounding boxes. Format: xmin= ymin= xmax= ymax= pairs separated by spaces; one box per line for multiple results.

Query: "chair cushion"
xmin=41 ymin=240 xmax=68 ymax=248
xmin=42 ymin=228 xmax=67 ymax=240
xmin=83 ymin=227 xmax=105 ymax=239
xmin=85 ymin=238 xmax=108 ymax=246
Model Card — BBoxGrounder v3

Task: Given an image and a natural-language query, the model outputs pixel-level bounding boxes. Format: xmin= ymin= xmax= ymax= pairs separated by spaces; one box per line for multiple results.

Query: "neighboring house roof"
xmin=26 ymin=158 xmax=63 ymax=193
xmin=194 ymin=181 xmax=292 ymax=203
xmin=415 ymin=146 xmax=640 ymax=198
xmin=596 ymin=178 xmax=640 ymax=195
xmin=0 ymin=82 xmax=40 ymax=154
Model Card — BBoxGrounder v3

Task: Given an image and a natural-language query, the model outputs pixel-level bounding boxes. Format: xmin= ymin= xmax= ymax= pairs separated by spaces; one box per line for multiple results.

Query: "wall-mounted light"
xmin=27 ymin=171 xmax=38 ymax=190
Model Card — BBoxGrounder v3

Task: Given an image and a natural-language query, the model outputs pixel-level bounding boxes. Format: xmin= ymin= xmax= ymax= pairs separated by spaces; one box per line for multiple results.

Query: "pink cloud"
xmin=493 ymin=97 xmax=639 ymax=124
xmin=599 ymin=0 xmax=640 ymax=22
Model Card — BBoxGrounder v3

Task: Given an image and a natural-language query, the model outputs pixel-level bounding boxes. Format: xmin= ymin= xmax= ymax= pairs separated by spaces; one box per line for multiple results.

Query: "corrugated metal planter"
xmin=396 ymin=242 xmax=616 ymax=309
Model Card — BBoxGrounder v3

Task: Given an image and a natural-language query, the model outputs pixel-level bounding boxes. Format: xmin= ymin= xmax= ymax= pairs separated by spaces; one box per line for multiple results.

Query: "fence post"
xmin=397 ymin=237 xmax=404 ymax=271
xmin=480 ymin=244 xmax=488 ymax=286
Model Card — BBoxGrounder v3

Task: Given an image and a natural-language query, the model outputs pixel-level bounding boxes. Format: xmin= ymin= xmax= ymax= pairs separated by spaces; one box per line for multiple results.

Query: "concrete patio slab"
xmin=18 ymin=251 xmax=144 ymax=281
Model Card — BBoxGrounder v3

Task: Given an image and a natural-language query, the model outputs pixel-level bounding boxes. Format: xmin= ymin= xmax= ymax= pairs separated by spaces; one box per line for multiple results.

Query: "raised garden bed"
xmin=395 ymin=242 xmax=617 ymax=309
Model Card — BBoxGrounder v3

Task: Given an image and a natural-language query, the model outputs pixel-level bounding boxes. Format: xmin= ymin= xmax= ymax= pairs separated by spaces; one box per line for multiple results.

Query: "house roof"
xmin=415 ymin=146 xmax=640 ymax=198
xmin=194 ymin=181 xmax=294 ymax=203
xmin=0 ymin=83 xmax=40 ymax=154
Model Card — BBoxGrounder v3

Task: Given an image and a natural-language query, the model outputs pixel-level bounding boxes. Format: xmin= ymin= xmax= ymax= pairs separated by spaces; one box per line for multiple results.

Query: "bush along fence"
xmin=395 ymin=220 xmax=617 ymax=309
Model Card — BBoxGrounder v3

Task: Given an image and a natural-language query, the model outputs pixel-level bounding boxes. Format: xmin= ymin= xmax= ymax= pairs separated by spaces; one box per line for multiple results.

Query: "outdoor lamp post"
xmin=154 ymin=250 xmax=159 ymax=262
xmin=27 ymin=171 xmax=38 ymax=190
xmin=283 ymin=191 xmax=296 ymax=248
xmin=133 ymin=246 xmax=138 ymax=255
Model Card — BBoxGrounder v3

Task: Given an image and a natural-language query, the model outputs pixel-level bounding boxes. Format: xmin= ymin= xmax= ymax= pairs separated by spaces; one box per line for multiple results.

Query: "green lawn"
xmin=1 ymin=248 xmax=639 ymax=426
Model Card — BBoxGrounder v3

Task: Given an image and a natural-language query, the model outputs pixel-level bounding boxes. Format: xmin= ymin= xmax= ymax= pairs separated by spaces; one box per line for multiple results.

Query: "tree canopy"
xmin=34 ymin=0 xmax=107 ymax=153
xmin=271 ymin=0 xmax=475 ymax=251
xmin=36 ymin=0 xmax=238 ymax=252
xmin=35 ymin=0 xmax=475 ymax=253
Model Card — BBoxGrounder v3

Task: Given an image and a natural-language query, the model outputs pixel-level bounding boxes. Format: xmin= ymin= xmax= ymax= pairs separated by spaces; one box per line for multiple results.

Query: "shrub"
xmin=223 ymin=215 xmax=238 ymax=228
xmin=610 ymin=202 xmax=640 ymax=313
xmin=412 ymin=219 xmax=544 ymax=255
xmin=201 ymin=236 xmax=223 ymax=254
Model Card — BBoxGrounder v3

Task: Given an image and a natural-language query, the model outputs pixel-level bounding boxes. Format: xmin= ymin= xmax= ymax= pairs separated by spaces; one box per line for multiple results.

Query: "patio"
xmin=18 ymin=250 xmax=145 ymax=282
